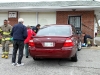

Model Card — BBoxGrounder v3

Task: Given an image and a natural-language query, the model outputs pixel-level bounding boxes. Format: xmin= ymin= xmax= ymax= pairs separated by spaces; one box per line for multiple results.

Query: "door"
xmin=68 ymin=16 xmax=81 ymax=31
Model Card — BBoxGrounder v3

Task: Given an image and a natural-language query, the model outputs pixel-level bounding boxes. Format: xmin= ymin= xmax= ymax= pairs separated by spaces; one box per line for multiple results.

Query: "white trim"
xmin=94 ymin=19 xmax=95 ymax=44
xmin=19 ymin=6 xmax=100 ymax=8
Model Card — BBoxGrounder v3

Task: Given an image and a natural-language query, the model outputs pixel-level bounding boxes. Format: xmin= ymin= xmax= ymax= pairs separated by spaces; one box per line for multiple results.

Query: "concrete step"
xmin=95 ymin=37 xmax=100 ymax=46
xmin=82 ymin=46 xmax=100 ymax=50
xmin=95 ymin=40 xmax=100 ymax=46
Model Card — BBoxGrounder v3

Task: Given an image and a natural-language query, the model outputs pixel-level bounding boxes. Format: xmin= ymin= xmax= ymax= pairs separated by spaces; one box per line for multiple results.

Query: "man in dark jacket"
xmin=82 ymin=33 xmax=93 ymax=46
xmin=11 ymin=18 xmax=27 ymax=66
xmin=32 ymin=24 xmax=41 ymax=33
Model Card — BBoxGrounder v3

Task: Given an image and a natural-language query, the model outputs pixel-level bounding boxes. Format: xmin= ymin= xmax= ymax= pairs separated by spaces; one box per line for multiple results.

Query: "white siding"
xmin=19 ymin=12 xmax=36 ymax=26
xmin=0 ymin=12 xmax=8 ymax=26
xmin=38 ymin=12 xmax=56 ymax=27
xmin=94 ymin=10 xmax=100 ymax=33
xmin=75 ymin=0 xmax=93 ymax=1
xmin=95 ymin=11 xmax=100 ymax=23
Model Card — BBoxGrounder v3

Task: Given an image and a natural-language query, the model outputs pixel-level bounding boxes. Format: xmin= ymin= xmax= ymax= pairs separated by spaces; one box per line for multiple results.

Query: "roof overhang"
xmin=0 ymin=6 xmax=100 ymax=12
xmin=0 ymin=6 xmax=100 ymax=9
xmin=0 ymin=1 xmax=100 ymax=12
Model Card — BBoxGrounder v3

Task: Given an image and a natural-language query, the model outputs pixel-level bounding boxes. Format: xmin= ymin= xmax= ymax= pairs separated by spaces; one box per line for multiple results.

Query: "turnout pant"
xmin=1 ymin=40 xmax=10 ymax=55
xmin=12 ymin=40 xmax=24 ymax=64
xmin=87 ymin=38 xmax=94 ymax=46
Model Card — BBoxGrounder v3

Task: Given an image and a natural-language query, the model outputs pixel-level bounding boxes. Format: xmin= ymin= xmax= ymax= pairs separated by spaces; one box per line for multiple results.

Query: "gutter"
xmin=0 ymin=6 xmax=100 ymax=9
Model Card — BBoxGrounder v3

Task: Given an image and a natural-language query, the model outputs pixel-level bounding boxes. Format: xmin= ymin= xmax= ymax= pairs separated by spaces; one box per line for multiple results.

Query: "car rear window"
xmin=36 ymin=25 xmax=71 ymax=36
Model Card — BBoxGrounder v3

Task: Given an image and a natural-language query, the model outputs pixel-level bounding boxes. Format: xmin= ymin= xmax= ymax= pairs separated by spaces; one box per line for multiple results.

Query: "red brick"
xmin=56 ymin=11 xmax=94 ymax=37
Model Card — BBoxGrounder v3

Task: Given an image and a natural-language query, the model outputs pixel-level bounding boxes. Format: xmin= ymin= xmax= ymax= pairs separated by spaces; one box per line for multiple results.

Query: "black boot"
xmin=26 ymin=56 xmax=28 ymax=58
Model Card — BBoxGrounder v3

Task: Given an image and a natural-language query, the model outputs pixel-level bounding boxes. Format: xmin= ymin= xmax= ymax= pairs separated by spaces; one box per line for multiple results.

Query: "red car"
xmin=29 ymin=25 xmax=82 ymax=62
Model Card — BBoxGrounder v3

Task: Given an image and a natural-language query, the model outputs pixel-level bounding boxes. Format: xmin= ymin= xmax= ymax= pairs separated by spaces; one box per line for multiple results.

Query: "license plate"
xmin=44 ymin=42 xmax=54 ymax=47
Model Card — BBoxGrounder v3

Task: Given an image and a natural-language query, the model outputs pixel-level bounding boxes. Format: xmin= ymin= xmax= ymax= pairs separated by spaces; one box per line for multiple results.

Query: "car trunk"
xmin=33 ymin=36 xmax=69 ymax=49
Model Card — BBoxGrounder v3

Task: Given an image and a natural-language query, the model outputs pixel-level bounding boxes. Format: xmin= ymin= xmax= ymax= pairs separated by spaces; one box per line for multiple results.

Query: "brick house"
xmin=0 ymin=1 xmax=100 ymax=38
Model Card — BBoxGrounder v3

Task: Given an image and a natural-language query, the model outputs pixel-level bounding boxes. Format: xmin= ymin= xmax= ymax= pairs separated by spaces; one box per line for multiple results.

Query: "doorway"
xmin=68 ymin=16 xmax=81 ymax=31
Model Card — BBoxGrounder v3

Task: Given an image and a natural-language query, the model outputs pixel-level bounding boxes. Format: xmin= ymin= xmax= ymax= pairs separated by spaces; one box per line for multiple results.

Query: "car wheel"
xmin=33 ymin=57 xmax=40 ymax=61
xmin=78 ymin=41 xmax=82 ymax=51
xmin=71 ymin=53 xmax=78 ymax=62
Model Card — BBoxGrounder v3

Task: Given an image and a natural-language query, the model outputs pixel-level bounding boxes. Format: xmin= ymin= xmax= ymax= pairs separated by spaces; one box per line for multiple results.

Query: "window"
xmin=68 ymin=16 xmax=81 ymax=31
xmin=36 ymin=25 xmax=71 ymax=36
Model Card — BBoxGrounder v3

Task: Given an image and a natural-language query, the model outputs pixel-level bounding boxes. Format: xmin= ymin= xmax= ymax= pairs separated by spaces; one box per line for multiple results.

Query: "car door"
xmin=71 ymin=26 xmax=78 ymax=49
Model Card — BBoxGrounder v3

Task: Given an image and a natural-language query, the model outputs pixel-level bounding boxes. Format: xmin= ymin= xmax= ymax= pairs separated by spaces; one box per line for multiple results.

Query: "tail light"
xmin=29 ymin=38 xmax=35 ymax=47
xmin=63 ymin=38 xmax=74 ymax=47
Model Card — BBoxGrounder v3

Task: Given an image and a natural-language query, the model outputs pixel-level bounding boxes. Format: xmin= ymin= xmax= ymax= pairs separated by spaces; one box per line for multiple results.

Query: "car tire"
xmin=78 ymin=41 xmax=82 ymax=51
xmin=33 ymin=57 xmax=40 ymax=61
xmin=71 ymin=53 xmax=78 ymax=62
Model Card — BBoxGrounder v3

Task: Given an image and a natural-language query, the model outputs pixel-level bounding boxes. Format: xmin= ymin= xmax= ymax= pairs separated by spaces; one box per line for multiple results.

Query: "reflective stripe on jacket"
xmin=2 ymin=38 xmax=11 ymax=41
xmin=2 ymin=38 xmax=5 ymax=41
xmin=3 ymin=32 xmax=10 ymax=35
xmin=0 ymin=29 xmax=3 ymax=32
xmin=0 ymin=25 xmax=12 ymax=41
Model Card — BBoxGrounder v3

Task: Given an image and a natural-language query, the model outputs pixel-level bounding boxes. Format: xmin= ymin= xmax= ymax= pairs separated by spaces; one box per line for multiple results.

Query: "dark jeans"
xmin=12 ymin=40 xmax=24 ymax=64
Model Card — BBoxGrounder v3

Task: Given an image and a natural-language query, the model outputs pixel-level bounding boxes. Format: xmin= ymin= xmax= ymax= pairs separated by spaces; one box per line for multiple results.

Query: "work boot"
xmin=5 ymin=51 xmax=9 ymax=59
xmin=5 ymin=55 xmax=8 ymax=59
xmin=1 ymin=55 xmax=5 ymax=58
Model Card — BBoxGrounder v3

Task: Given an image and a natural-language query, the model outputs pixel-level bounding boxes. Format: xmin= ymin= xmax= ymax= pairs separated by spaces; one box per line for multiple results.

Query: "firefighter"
xmin=0 ymin=20 xmax=12 ymax=59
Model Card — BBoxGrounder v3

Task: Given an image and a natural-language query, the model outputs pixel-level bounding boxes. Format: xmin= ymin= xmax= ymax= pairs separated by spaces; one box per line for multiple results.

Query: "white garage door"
xmin=38 ymin=12 xmax=56 ymax=27
xmin=19 ymin=12 xmax=36 ymax=26
xmin=0 ymin=12 xmax=8 ymax=26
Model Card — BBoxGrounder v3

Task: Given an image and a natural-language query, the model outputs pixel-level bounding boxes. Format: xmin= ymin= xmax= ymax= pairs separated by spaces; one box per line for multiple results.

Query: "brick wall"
xmin=56 ymin=11 xmax=94 ymax=37
xmin=8 ymin=18 xmax=18 ymax=26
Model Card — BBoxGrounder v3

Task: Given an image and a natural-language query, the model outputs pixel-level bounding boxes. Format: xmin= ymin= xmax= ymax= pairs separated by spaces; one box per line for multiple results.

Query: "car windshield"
xmin=36 ymin=25 xmax=71 ymax=36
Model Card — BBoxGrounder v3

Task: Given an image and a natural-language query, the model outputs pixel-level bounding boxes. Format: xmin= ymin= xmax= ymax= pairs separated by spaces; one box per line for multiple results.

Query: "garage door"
xmin=19 ymin=12 xmax=36 ymax=26
xmin=38 ymin=12 xmax=56 ymax=27
xmin=0 ymin=12 xmax=8 ymax=26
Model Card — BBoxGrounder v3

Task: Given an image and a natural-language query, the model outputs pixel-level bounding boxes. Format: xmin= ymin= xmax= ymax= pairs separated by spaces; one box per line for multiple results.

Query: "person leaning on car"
xmin=24 ymin=25 xmax=36 ymax=58
xmin=32 ymin=24 xmax=41 ymax=33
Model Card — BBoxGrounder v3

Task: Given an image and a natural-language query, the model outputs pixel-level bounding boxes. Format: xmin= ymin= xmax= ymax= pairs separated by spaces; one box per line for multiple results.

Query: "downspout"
xmin=94 ymin=14 xmax=100 ymax=45
xmin=36 ymin=12 xmax=38 ymax=25
xmin=94 ymin=14 xmax=99 ymax=34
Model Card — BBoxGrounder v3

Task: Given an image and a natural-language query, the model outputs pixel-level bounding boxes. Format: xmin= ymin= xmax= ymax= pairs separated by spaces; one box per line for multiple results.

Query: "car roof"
xmin=42 ymin=24 xmax=73 ymax=28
